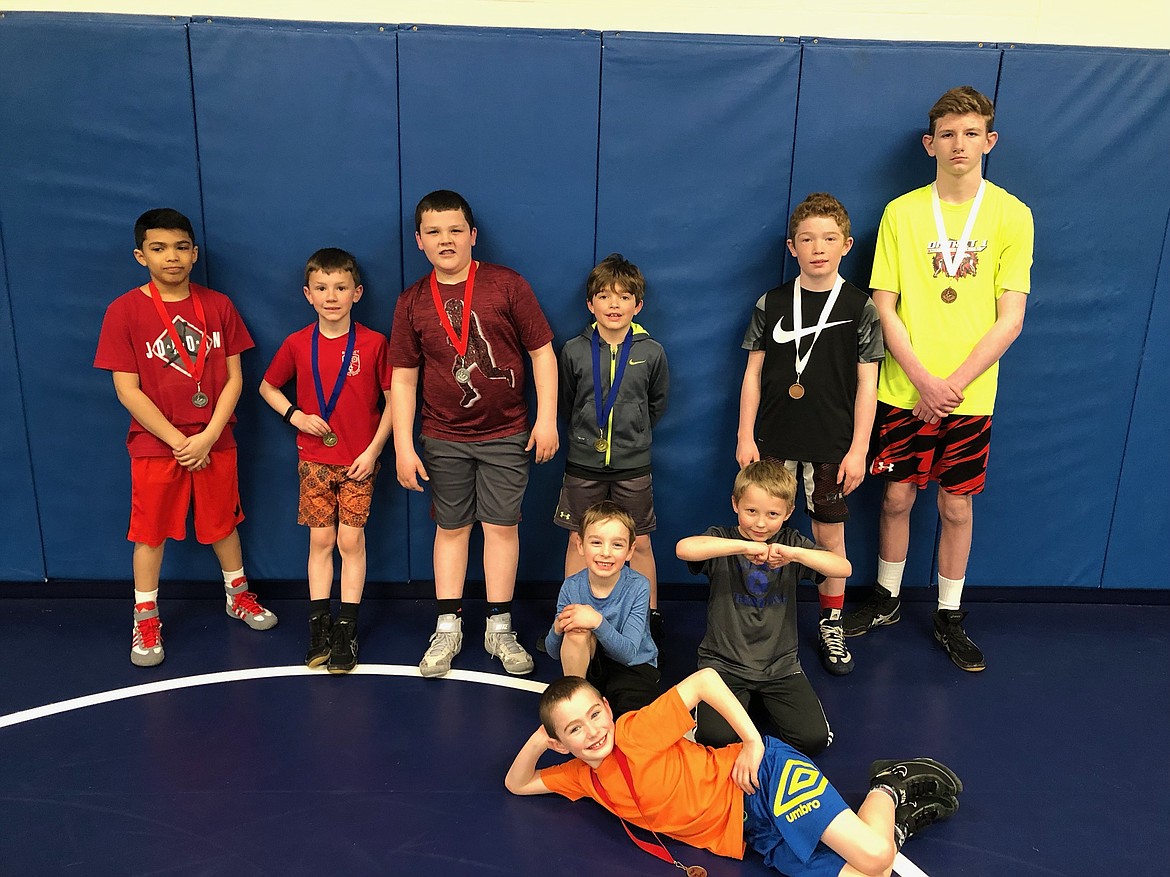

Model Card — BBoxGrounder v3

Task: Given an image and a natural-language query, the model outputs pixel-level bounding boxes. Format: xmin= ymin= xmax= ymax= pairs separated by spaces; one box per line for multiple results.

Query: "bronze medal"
xmin=788 ymin=382 xmax=805 ymax=400
xmin=941 ymin=287 xmax=958 ymax=304
xmin=686 ymin=867 xmax=708 ymax=877
xmin=594 ymin=437 xmax=609 ymax=453
xmin=454 ymin=366 xmax=471 ymax=384
xmin=322 ymin=431 xmax=338 ymax=447
xmin=191 ymin=391 xmax=209 ymax=408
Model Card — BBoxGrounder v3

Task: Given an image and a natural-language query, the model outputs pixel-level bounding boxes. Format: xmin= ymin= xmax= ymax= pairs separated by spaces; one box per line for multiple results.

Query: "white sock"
xmin=222 ymin=568 xmax=245 ymax=590
xmin=876 ymin=558 xmax=905 ymax=598
xmin=938 ymin=574 xmax=965 ymax=611
xmin=134 ymin=588 xmax=158 ymax=607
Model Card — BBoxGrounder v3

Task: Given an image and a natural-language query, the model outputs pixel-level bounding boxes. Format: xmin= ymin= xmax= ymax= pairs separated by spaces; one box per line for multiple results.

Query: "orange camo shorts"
xmin=297 ymin=460 xmax=379 ymax=529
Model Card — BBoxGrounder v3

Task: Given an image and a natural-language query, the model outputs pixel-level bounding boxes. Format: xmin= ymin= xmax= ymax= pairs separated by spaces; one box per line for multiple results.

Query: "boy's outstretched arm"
xmin=505 ymin=726 xmax=555 ymax=796
xmin=677 ymin=535 xmax=770 ymax=566
xmin=675 ymin=668 xmax=764 ymax=794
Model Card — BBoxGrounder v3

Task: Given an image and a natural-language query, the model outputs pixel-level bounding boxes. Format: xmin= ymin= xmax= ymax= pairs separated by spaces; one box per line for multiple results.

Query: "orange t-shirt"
xmin=540 ymin=687 xmax=746 ymax=859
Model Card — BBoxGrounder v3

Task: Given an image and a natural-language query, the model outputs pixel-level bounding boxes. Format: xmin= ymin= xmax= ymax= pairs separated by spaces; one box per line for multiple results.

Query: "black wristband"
xmin=283 ymin=404 xmax=301 ymax=424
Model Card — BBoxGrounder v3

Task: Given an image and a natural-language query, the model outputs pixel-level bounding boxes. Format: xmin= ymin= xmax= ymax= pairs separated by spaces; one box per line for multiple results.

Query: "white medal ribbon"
xmin=786 ymin=274 xmax=845 ymax=386
xmin=931 ymin=180 xmax=985 ymax=279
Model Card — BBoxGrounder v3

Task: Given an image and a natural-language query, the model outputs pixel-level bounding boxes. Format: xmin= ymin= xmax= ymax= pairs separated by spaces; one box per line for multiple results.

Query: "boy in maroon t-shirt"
xmin=391 ymin=190 xmax=558 ymax=678
xmin=260 ymin=248 xmax=394 ymax=673
xmin=94 ymin=208 xmax=277 ymax=668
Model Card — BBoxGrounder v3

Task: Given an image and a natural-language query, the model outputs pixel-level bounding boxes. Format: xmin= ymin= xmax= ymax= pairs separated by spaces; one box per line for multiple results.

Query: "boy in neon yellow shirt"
xmin=842 ymin=86 xmax=1034 ymax=672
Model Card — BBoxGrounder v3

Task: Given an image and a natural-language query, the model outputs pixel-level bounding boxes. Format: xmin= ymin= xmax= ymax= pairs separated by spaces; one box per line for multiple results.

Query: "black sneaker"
xmin=870 ymin=757 xmax=964 ymax=804
xmin=306 ymin=612 xmax=332 ymax=668
xmin=893 ymin=794 xmax=959 ymax=849
xmin=934 ymin=609 xmax=985 ymax=671
xmin=648 ymin=609 xmax=664 ymax=647
xmin=841 ymin=584 xmax=901 ymax=636
xmin=328 ymin=619 xmax=358 ymax=674
xmin=536 ymin=633 xmax=548 ymax=654
xmin=817 ymin=618 xmax=854 ymax=675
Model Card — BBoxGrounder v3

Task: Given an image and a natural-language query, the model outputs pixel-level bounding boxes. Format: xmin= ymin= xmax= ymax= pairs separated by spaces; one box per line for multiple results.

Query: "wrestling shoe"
xmin=934 ymin=609 xmax=986 ymax=672
xmin=894 ymin=794 xmax=959 ymax=849
xmin=419 ymin=613 xmax=463 ymax=678
xmin=225 ymin=579 xmax=278 ymax=630
xmin=306 ymin=612 xmax=332 ymax=668
xmin=870 ymin=757 xmax=964 ymax=805
xmin=131 ymin=602 xmax=164 ymax=667
xmin=485 ymin=612 xmax=534 ymax=675
xmin=817 ymin=617 xmax=854 ymax=675
xmin=328 ymin=618 xmax=358 ymax=674
xmin=841 ymin=583 xmax=901 ymax=636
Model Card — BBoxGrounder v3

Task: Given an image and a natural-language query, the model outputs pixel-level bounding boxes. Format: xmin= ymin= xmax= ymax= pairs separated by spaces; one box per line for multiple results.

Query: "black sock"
xmin=309 ymin=599 xmax=331 ymax=619
xmin=486 ymin=601 xmax=511 ymax=617
xmin=338 ymin=602 xmax=360 ymax=624
xmin=437 ymin=599 xmax=463 ymax=617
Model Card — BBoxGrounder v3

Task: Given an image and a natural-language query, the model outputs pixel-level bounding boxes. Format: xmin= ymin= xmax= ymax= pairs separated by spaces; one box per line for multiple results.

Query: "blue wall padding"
xmin=0 ymin=230 xmax=45 ymax=580
xmin=397 ymin=25 xmax=602 ymax=583
xmin=1104 ymin=210 xmax=1170 ymax=589
xmin=188 ymin=18 xmax=408 ymax=582
xmin=0 ymin=14 xmax=205 ymax=580
xmin=1 ymin=14 xmax=1169 ymax=592
xmin=789 ymin=40 xmax=1002 ymax=589
xmin=594 ymin=32 xmax=801 ymax=584
xmin=978 ymin=47 xmax=1170 ymax=586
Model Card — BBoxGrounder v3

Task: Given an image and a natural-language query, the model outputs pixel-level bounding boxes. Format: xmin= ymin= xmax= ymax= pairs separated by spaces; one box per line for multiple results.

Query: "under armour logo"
xmin=873 ymin=462 xmax=894 ymax=474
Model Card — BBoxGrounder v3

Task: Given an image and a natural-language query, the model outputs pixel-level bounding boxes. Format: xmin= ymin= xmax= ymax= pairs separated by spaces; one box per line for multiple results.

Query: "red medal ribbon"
xmin=589 ymin=747 xmax=695 ymax=872
xmin=428 ymin=260 xmax=477 ymax=358
xmin=148 ymin=280 xmax=208 ymax=386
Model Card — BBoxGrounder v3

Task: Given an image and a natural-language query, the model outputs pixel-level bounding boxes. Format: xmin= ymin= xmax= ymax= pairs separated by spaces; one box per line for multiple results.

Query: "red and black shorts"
xmin=869 ymin=403 xmax=992 ymax=495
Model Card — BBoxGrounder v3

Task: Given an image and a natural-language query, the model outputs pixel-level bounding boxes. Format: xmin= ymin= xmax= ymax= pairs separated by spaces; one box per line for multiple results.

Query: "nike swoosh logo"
xmin=773 ymin=319 xmax=851 ymax=345
xmin=628 ymin=359 xmax=646 ymax=365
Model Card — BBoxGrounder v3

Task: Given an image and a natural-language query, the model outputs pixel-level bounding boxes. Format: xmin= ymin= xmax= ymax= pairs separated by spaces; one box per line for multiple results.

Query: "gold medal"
xmin=594 ymin=437 xmax=609 ymax=453
xmin=941 ymin=287 xmax=958 ymax=304
xmin=322 ymin=432 xmax=338 ymax=447
xmin=788 ymin=382 xmax=805 ymax=400
xmin=686 ymin=867 xmax=708 ymax=877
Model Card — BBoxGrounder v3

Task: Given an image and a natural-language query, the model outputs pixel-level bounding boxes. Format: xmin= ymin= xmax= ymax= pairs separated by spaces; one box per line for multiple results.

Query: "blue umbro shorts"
xmin=742 ymin=737 xmax=850 ymax=877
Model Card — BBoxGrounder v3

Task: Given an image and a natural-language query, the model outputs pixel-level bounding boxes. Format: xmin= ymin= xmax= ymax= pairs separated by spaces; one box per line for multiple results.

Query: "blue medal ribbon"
xmin=592 ymin=328 xmax=635 ymax=443
xmin=311 ymin=322 xmax=357 ymax=427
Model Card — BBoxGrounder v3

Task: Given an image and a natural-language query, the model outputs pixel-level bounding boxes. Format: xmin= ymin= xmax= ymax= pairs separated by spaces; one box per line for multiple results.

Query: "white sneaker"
xmin=484 ymin=612 xmax=534 ymax=675
xmin=419 ymin=614 xmax=463 ymax=678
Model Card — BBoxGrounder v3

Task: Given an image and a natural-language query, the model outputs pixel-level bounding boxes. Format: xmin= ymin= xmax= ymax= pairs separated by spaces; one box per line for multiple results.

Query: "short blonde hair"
xmin=733 ymin=459 xmax=796 ymax=508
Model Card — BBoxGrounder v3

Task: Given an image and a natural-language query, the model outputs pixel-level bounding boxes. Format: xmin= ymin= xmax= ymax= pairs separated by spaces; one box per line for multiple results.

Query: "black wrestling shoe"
xmin=934 ymin=609 xmax=986 ymax=672
xmin=870 ymin=757 xmax=964 ymax=804
xmin=328 ymin=619 xmax=358 ymax=674
xmin=841 ymin=583 xmax=901 ymax=636
xmin=817 ymin=617 xmax=854 ymax=675
xmin=306 ymin=612 xmax=332 ymax=668
xmin=894 ymin=794 xmax=959 ymax=849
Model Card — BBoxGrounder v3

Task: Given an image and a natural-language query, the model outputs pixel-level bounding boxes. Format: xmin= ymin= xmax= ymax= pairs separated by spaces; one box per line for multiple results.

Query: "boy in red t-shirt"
xmin=391 ymin=189 xmax=558 ymax=678
xmin=95 ymin=208 xmax=277 ymax=667
xmin=260 ymin=248 xmax=393 ymax=673
xmin=507 ymin=669 xmax=963 ymax=877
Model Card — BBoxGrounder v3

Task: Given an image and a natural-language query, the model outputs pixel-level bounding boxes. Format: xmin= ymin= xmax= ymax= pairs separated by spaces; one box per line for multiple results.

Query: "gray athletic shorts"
xmin=552 ymin=473 xmax=657 ymax=535
xmin=420 ymin=432 xmax=530 ymax=528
